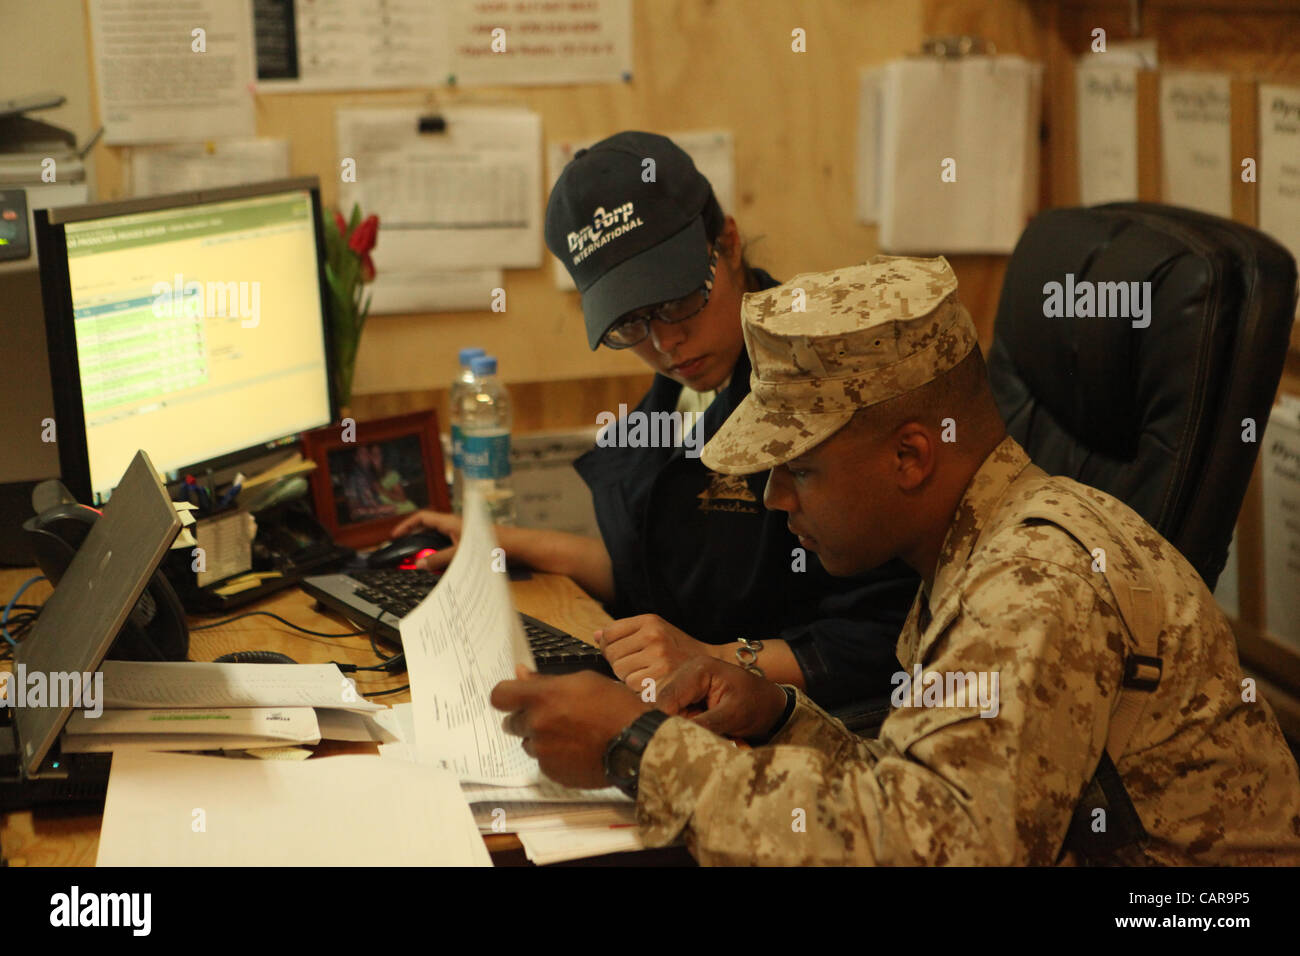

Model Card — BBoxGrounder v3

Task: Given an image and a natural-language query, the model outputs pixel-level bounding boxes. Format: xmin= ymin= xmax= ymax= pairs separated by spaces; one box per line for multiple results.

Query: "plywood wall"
xmin=82 ymin=0 xmax=929 ymax=424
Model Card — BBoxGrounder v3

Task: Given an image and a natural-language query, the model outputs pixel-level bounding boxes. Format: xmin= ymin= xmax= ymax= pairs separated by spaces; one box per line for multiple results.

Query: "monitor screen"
xmin=37 ymin=180 xmax=334 ymax=503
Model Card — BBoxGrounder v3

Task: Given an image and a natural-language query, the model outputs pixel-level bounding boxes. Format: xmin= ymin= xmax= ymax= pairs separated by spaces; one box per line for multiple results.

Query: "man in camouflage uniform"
xmin=492 ymin=256 xmax=1300 ymax=865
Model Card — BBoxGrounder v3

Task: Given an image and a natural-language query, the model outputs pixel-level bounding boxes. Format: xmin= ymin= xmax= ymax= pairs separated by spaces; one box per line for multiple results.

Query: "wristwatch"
xmin=603 ymin=710 xmax=671 ymax=799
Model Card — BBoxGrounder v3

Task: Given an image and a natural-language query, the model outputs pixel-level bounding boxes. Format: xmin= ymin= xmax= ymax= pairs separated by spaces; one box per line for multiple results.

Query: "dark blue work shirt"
xmin=573 ymin=270 xmax=917 ymax=708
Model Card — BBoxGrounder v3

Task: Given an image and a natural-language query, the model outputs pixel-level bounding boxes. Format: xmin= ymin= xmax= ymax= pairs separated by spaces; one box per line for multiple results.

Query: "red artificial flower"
xmin=348 ymin=214 xmax=379 ymax=282
xmin=334 ymin=210 xmax=348 ymax=238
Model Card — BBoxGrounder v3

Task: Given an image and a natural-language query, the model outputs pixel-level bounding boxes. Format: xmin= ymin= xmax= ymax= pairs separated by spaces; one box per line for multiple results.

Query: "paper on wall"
xmin=337 ymin=106 xmax=542 ymax=271
xmin=254 ymin=0 xmax=450 ymax=91
xmin=89 ymin=0 xmax=256 ymax=145
xmin=1160 ymin=72 xmax=1232 ymax=218
xmin=447 ymin=0 xmax=632 ymax=87
xmin=1262 ymin=397 xmax=1300 ymax=653
xmin=367 ymin=268 xmax=504 ymax=315
xmin=856 ymin=67 xmax=885 ymax=225
xmin=547 ymin=130 xmax=736 ymax=290
xmin=1258 ymin=85 xmax=1300 ymax=296
xmin=868 ymin=56 xmax=1042 ymax=254
xmin=1076 ymin=61 xmax=1140 ymax=205
xmin=125 ymin=139 xmax=290 ymax=198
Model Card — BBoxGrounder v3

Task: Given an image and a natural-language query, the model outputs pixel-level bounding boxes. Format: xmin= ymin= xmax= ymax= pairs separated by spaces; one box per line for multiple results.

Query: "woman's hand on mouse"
xmin=596 ymin=614 xmax=722 ymax=694
xmin=390 ymin=510 xmax=462 ymax=570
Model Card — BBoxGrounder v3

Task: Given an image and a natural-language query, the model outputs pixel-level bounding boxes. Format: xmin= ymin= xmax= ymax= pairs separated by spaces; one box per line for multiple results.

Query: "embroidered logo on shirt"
xmin=697 ymin=472 xmax=760 ymax=514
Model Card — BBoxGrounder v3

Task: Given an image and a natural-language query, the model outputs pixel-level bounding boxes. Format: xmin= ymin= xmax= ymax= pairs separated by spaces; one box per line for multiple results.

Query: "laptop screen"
xmin=14 ymin=450 xmax=180 ymax=777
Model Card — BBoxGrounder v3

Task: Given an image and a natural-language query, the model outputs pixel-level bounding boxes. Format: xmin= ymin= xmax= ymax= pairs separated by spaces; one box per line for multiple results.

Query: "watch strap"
xmin=603 ymin=709 xmax=671 ymax=797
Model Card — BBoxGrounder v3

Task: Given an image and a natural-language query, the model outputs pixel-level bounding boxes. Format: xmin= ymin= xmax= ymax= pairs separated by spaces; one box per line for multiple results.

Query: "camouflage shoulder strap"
xmin=1012 ymin=483 xmax=1165 ymax=864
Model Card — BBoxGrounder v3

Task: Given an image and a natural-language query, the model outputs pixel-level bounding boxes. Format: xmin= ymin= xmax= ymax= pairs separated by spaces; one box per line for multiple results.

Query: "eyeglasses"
xmin=601 ymin=244 xmax=720 ymax=349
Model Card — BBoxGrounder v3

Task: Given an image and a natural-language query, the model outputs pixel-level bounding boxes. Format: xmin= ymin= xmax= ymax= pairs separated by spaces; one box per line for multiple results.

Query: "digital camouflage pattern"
xmin=700 ymin=255 xmax=978 ymax=474
xmin=636 ymin=437 xmax=1300 ymax=865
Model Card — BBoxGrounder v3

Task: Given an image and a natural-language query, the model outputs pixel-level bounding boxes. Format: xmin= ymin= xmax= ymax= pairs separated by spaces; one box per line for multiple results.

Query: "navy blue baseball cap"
xmin=545 ymin=131 xmax=720 ymax=349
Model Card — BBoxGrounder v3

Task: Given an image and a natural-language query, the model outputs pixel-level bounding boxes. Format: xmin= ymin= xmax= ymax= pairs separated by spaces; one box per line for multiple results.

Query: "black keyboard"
xmin=346 ymin=569 xmax=608 ymax=673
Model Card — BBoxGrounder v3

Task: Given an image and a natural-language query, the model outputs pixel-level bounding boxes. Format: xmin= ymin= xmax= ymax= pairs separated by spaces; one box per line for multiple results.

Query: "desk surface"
xmin=0 ymin=563 xmax=680 ymax=867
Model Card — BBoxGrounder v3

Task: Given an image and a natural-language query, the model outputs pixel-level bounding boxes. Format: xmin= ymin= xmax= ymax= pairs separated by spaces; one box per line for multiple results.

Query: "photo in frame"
xmin=299 ymin=410 xmax=450 ymax=549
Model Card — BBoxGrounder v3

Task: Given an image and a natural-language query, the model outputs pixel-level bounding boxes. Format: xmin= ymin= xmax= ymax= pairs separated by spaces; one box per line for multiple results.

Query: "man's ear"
xmin=720 ymin=216 xmax=742 ymax=267
xmin=894 ymin=422 xmax=935 ymax=492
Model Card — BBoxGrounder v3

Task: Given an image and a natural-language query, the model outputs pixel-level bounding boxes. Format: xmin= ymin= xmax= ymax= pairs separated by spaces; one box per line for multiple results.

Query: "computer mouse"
xmin=364 ymin=530 xmax=454 ymax=569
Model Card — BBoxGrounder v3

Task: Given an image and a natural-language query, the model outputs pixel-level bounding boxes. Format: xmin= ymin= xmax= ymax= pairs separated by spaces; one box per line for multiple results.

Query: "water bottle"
xmin=449 ymin=346 xmax=486 ymax=514
xmin=459 ymin=355 xmax=516 ymax=525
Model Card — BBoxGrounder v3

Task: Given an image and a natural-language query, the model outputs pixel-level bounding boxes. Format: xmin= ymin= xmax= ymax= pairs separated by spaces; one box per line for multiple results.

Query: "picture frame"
xmin=299 ymin=410 xmax=450 ymax=549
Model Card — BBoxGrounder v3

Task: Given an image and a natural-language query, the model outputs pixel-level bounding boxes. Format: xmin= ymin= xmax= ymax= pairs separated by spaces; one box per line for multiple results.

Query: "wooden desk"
xmin=0 ymin=564 xmax=688 ymax=866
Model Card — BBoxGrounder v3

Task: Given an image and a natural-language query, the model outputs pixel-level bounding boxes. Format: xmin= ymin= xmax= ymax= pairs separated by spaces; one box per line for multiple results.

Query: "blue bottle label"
xmin=461 ymin=432 xmax=511 ymax=480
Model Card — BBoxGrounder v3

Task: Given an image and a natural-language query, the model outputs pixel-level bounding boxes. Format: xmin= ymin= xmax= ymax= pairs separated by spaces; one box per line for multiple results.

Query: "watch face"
xmin=608 ymin=741 xmax=641 ymax=784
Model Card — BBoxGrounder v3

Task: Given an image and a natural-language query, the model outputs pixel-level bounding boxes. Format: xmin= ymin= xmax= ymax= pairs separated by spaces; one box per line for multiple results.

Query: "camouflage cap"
xmin=700 ymin=256 xmax=977 ymax=475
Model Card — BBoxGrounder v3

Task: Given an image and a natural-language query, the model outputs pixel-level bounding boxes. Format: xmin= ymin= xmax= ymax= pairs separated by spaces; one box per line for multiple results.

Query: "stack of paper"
xmin=97 ymin=751 xmax=489 ymax=866
xmin=64 ymin=661 xmax=395 ymax=754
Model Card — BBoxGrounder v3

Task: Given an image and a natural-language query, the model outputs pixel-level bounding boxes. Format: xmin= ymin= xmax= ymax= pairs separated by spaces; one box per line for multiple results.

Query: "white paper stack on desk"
xmin=63 ymin=660 xmax=398 ymax=754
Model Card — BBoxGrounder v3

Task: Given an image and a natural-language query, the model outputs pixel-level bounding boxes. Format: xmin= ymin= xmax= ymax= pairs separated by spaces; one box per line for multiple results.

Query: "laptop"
xmin=300 ymin=568 xmax=610 ymax=675
xmin=0 ymin=450 xmax=180 ymax=810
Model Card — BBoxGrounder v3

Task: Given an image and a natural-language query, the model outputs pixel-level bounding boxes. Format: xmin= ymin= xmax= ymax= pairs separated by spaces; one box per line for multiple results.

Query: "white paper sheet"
xmin=474 ymin=802 xmax=635 ymax=833
xmin=337 ymin=106 xmax=542 ymax=271
xmin=96 ymin=751 xmax=489 ymax=866
xmin=255 ymin=0 xmax=450 ymax=91
xmin=368 ymin=268 xmax=504 ymax=315
xmin=1258 ymin=85 xmax=1300 ymax=283
xmin=519 ymin=826 xmax=644 ymax=865
xmin=400 ymin=491 xmax=537 ymax=785
xmin=871 ymin=56 xmax=1042 ymax=254
xmin=126 ymin=139 xmax=291 ymax=198
xmin=382 ymin=702 xmax=628 ymax=803
xmin=1076 ymin=62 xmax=1140 ymax=205
xmin=89 ymin=0 xmax=256 ymax=145
xmin=62 ymin=706 xmax=321 ymax=752
xmin=462 ymin=779 xmax=631 ymax=805
xmin=314 ymin=707 xmax=401 ymax=743
xmin=1262 ymin=396 xmax=1300 ymax=653
xmin=1160 ymin=72 xmax=1232 ymax=218
xmin=856 ymin=67 xmax=885 ymax=225
xmin=547 ymin=129 xmax=736 ymax=290
xmin=446 ymin=0 xmax=632 ymax=87
xmin=99 ymin=661 xmax=385 ymax=713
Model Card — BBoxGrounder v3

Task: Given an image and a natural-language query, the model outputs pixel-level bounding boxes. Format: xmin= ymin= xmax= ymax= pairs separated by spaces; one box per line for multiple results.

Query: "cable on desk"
xmin=189 ymin=610 xmax=369 ymax=638
xmin=3 ymin=576 xmax=47 ymax=648
xmin=337 ymin=653 xmax=407 ymax=674
xmin=361 ymin=683 xmax=409 ymax=698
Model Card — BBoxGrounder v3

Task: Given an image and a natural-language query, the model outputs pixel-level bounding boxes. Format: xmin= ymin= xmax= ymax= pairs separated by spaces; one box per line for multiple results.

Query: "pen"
xmin=216 ymin=474 xmax=245 ymax=511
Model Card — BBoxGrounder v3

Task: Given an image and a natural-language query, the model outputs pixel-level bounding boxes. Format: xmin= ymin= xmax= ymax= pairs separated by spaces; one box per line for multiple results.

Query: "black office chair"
xmin=986 ymin=202 xmax=1298 ymax=591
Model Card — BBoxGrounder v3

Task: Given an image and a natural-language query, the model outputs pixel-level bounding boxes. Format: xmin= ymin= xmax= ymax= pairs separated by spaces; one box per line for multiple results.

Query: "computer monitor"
xmin=34 ymin=178 xmax=336 ymax=504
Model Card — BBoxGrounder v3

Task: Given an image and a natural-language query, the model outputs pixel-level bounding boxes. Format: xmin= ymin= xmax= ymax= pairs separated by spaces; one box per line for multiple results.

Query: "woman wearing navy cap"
xmin=394 ymin=131 xmax=917 ymax=710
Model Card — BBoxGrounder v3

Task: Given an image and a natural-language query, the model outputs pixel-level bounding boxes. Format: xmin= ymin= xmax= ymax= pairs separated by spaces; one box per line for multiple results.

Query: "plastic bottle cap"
xmin=458 ymin=347 xmax=487 ymax=366
xmin=470 ymin=356 xmax=497 ymax=375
